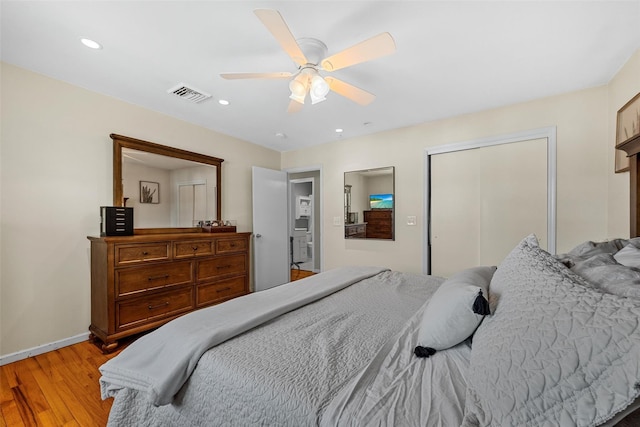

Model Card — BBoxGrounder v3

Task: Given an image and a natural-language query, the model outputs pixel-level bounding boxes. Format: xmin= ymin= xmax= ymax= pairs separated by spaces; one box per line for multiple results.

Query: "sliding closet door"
xmin=430 ymin=138 xmax=547 ymax=277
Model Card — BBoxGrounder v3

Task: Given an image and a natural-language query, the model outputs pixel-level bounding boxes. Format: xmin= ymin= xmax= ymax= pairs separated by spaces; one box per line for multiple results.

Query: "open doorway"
xmin=252 ymin=167 xmax=322 ymax=290
xmin=288 ymin=170 xmax=321 ymax=280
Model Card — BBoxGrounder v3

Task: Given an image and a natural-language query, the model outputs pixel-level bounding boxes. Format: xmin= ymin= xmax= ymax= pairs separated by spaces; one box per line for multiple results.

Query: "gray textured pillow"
xmin=615 ymin=244 xmax=640 ymax=269
xmin=557 ymin=237 xmax=640 ymax=268
xmin=571 ymin=253 xmax=640 ymax=299
xmin=462 ymin=235 xmax=640 ymax=427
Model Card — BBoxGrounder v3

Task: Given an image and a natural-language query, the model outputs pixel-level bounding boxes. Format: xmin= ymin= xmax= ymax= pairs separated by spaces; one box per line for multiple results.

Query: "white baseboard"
xmin=0 ymin=332 xmax=90 ymax=366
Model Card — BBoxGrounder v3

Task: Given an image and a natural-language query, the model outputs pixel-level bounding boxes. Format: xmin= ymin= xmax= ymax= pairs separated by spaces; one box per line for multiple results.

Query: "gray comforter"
xmin=103 ymin=268 xmax=444 ymax=426
xmin=100 ymin=266 xmax=388 ymax=406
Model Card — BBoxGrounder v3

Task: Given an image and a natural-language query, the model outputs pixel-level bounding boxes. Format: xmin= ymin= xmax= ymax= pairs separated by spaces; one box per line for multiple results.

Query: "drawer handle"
xmin=148 ymin=301 xmax=169 ymax=310
xmin=216 ymin=287 xmax=232 ymax=293
xmin=142 ymin=251 xmax=149 ymax=256
xmin=216 ymin=264 xmax=232 ymax=270
xmin=192 ymin=246 xmax=198 ymax=251
xmin=229 ymin=243 xmax=236 ymax=247
xmin=148 ymin=274 xmax=169 ymax=281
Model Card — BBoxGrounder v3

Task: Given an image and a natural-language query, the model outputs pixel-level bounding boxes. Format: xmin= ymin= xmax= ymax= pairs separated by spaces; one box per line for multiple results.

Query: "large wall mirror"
xmin=344 ymin=166 xmax=395 ymax=240
xmin=112 ymin=134 xmax=223 ymax=229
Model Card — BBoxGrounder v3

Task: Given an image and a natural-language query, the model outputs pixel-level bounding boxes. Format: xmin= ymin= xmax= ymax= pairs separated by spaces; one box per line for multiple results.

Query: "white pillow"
xmin=614 ymin=244 xmax=640 ymax=269
xmin=414 ymin=265 xmax=496 ymax=357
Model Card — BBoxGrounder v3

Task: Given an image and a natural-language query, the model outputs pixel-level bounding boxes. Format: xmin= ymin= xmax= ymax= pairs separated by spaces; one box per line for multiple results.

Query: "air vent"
xmin=167 ymin=83 xmax=212 ymax=103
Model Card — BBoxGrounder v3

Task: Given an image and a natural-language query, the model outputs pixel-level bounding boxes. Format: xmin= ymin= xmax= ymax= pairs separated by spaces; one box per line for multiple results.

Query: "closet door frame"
xmin=423 ymin=126 xmax=557 ymax=275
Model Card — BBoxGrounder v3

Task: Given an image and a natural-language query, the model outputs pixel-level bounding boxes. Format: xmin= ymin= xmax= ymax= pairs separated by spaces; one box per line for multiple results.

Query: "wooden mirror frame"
xmin=112 ymin=133 xmax=224 ymax=224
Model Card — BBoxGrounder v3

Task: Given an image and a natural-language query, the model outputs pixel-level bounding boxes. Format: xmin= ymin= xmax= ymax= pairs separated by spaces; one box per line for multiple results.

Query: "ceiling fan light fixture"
xmin=289 ymin=74 xmax=308 ymax=94
xmin=289 ymin=91 xmax=306 ymax=104
xmin=311 ymin=75 xmax=330 ymax=97
xmin=289 ymin=73 xmax=309 ymax=104
xmin=310 ymin=94 xmax=326 ymax=105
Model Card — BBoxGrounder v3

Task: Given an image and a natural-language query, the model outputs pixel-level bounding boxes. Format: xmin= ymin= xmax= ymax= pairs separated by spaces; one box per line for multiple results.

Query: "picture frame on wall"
xmin=140 ymin=181 xmax=159 ymax=204
xmin=615 ymin=91 xmax=640 ymax=173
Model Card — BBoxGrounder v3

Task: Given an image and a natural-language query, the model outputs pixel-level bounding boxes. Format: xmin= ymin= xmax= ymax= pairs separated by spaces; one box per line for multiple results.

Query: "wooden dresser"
xmin=363 ymin=210 xmax=393 ymax=239
xmin=345 ymin=223 xmax=367 ymax=238
xmin=87 ymin=232 xmax=251 ymax=352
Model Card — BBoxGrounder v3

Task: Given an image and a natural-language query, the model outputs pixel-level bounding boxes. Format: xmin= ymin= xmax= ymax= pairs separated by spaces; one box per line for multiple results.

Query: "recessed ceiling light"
xmin=81 ymin=38 xmax=102 ymax=49
xmin=275 ymin=132 xmax=287 ymax=139
xmin=335 ymin=128 xmax=343 ymax=133
xmin=218 ymin=99 xmax=230 ymax=106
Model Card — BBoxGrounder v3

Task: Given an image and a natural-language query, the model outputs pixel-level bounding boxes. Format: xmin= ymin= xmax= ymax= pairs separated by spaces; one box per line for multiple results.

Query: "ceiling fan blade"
xmin=287 ymin=99 xmax=304 ymax=113
xmin=220 ymin=72 xmax=293 ymax=80
xmin=325 ymin=77 xmax=376 ymax=106
xmin=321 ymin=32 xmax=396 ymax=72
xmin=254 ymin=9 xmax=308 ymax=67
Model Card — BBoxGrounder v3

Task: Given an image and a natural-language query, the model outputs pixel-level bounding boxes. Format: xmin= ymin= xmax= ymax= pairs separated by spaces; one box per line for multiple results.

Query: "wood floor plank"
xmin=1 ymin=399 xmax=25 ymax=427
xmin=29 ymin=361 xmax=75 ymax=425
xmin=9 ymin=359 xmax=50 ymax=426
xmin=48 ymin=352 xmax=110 ymax=426
xmin=291 ymin=269 xmax=316 ymax=281
xmin=9 ymin=385 xmax=36 ymax=426
xmin=0 ymin=340 xmax=123 ymax=427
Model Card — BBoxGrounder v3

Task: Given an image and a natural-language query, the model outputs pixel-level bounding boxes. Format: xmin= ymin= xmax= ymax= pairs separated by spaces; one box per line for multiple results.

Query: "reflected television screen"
xmin=369 ymin=193 xmax=393 ymax=209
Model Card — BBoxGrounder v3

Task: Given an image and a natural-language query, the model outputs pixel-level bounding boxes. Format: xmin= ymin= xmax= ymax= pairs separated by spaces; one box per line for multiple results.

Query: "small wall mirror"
xmin=344 ymin=166 xmax=395 ymax=240
xmin=112 ymin=134 xmax=223 ymax=229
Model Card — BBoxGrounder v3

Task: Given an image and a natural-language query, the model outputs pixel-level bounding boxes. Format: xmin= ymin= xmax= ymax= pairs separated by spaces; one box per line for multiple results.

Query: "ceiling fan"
xmin=220 ymin=9 xmax=396 ymax=113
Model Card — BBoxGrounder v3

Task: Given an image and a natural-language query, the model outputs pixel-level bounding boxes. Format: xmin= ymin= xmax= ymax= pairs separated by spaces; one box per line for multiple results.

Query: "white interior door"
xmin=178 ymin=185 xmax=194 ymax=227
xmin=252 ymin=166 xmax=289 ymax=291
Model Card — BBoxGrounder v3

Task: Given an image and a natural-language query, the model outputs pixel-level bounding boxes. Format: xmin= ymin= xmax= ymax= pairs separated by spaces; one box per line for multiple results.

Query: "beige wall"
xmin=282 ymin=49 xmax=640 ymax=274
xmin=0 ymin=63 xmax=280 ymax=356
xmin=1 ymin=50 xmax=638 ymax=358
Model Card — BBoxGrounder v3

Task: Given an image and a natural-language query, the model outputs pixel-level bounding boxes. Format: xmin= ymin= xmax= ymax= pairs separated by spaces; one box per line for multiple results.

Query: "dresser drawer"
xmin=116 ymin=261 xmax=193 ymax=297
xmin=215 ymin=237 xmax=248 ymax=254
xmin=196 ymin=276 xmax=247 ymax=307
xmin=116 ymin=287 xmax=193 ymax=330
xmin=197 ymin=254 xmax=246 ymax=281
xmin=174 ymin=240 xmax=215 ymax=258
xmin=115 ymin=242 xmax=171 ymax=266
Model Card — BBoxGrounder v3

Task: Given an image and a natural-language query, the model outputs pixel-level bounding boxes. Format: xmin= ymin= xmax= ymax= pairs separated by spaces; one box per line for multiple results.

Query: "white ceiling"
xmin=2 ymin=1 xmax=639 ymax=152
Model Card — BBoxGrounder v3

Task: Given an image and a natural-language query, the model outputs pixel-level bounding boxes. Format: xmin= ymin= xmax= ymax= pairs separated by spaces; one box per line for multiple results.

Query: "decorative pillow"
xmin=461 ymin=235 xmax=640 ymax=427
xmin=414 ymin=265 xmax=496 ymax=358
xmin=615 ymin=244 xmax=640 ymax=269
xmin=571 ymin=252 xmax=640 ymax=299
xmin=556 ymin=237 xmax=640 ymax=268
xmin=568 ymin=238 xmax=628 ymax=257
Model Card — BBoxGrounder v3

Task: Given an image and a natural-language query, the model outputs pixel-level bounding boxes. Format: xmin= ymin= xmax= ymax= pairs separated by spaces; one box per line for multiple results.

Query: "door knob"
xmin=256 ymin=234 xmax=262 ymax=238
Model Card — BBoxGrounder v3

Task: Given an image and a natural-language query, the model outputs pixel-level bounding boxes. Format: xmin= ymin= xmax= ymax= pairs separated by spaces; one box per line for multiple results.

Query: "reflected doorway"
xmin=177 ymin=182 xmax=207 ymax=227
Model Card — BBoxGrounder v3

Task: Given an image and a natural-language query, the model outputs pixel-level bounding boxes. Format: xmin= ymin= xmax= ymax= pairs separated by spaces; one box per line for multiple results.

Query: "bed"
xmin=99 ymin=145 xmax=640 ymax=426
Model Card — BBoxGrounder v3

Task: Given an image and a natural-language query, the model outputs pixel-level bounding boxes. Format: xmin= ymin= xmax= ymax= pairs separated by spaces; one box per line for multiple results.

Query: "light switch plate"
xmin=407 ymin=215 xmax=417 ymax=226
xmin=333 ymin=216 xmax=342 ymax=226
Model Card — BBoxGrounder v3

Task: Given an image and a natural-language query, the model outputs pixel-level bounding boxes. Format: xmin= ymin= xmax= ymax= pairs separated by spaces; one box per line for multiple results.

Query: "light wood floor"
xmin=1 ymin=271 xmax=316 ymax=426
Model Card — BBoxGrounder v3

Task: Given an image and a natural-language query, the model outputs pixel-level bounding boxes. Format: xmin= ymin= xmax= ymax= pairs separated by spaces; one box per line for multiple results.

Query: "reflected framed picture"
xmin=140 ymin=181 xmax=159 ymax=204
xmin=615 ymin=92 xmax=640 ymax=173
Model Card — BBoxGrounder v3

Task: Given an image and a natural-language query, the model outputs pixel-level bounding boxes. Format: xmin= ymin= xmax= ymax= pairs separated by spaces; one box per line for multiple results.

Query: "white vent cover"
xmin=167 ymin=83 xmax=212 ymax=103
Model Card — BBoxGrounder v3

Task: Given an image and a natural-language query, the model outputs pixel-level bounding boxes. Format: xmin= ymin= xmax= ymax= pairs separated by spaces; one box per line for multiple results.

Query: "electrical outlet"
xmin=407 ymin=215 xmax=417 ymax=226
xmin=333 ymin=216 xmax=342 ymax=226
